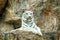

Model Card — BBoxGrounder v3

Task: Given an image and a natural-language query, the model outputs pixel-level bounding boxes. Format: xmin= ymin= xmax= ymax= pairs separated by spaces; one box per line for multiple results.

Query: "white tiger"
xmin=19 ymin=10 xmax=42 ymax=36
xmin=10 ymin=10 xmax=42 ymax=36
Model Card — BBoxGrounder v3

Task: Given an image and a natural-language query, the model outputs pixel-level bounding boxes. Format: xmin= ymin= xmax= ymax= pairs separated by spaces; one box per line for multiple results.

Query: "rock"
xmin=0 ymin=0 xmax=8 ymax=14
xmin=0 ymin=33 xmax=5 ymax=40
xmin=0 ymin=21 xmax=14 ymax=32
xmin=4 ymin=9 xmax=21 ymax=28
xmin=0 ymin=30 xmax=59 ymax=40
xmin=4 ymin=9 xmax=20 ymax=22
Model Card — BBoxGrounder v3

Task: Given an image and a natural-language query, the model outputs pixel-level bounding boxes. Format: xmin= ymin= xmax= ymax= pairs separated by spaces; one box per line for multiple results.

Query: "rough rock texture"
xmin=0 ymin=0 xmax=7 ymax=14
xmin=4 ymin=9 xmax=21 ymax=28
xmin=0 ymin=21 xmax=14 ymax=32
xmin=0 ymin=30 xmax=60 ymax=40
xmin=0 ymin=0 xmax=60 ymax=40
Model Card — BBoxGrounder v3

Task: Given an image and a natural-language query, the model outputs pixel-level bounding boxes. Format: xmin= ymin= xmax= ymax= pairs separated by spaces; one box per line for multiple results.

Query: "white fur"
xmin=20 ymin=11 xmax=42 ymax=35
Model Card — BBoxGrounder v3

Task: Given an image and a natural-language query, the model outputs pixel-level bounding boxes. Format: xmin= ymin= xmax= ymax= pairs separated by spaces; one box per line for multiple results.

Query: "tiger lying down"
xmin=10 ymin=10 xmax=42 ymax=36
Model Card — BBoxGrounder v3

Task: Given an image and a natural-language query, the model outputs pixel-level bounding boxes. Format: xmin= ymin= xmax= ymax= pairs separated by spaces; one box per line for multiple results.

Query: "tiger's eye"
xmin=30 ymin=13 xmax=32 ymax=15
